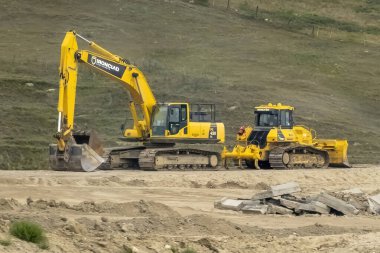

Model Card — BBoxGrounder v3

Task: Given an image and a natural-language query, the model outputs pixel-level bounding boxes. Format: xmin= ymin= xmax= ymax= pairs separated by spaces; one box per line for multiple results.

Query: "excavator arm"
xmin=56 ymin=31 xmax=156 ymax=147
xmin=52 ymin=31 xmax=157 ymax=171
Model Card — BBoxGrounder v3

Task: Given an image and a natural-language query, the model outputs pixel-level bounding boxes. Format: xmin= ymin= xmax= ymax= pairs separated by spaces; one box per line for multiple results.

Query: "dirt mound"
xmin=118 ymin=213 xmax=264 ymax=237
xmin=0 ymin=198 xmax=20 ymax=211
xmin=255 ymin=182 xmax=271 ymax=190
xmin=218 ymin=180 xmax=249 ymax=189
xmin=27 ymin=198 xmax=179 ymax=217
xmin=27 ymin=198 xmax=70 ymax=209
xmin=71 ymin=200 xmax=179 ymax=217
xmin=206 ymin=180 xmax=248 ymax=189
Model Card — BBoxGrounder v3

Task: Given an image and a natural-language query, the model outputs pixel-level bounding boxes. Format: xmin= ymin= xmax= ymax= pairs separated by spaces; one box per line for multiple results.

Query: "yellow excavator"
xmin=222 ymin=103 xmax=350 ymax=169
xmin=49 ymin=31 xmax=225 ymax=172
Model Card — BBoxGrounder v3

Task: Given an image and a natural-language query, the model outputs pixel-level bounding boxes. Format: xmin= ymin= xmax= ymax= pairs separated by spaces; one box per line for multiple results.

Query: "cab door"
xmin=168 ymin=104 xmax=188 ymax=136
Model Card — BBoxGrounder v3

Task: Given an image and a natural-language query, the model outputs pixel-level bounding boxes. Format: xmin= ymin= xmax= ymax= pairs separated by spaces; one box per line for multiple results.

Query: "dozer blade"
xmin=317 ymin=139 xmax=351 ymax=168
xmin=49 ymin=130 xmax=105 ymax=172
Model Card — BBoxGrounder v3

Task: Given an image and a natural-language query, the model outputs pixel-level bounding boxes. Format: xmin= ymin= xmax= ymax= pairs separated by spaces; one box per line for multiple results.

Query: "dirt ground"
xmin=0 ymin=166 xmax=379 ymax=253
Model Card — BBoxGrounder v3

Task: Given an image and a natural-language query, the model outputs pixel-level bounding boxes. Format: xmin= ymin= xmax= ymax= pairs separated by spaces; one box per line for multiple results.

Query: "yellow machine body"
xmin=51 ymin=31 xmax=224 ymax=171
xmin=222 ymin=103 xmax=349 ymax=169
xmin=147 ymin=103 xmax=225 ymax=144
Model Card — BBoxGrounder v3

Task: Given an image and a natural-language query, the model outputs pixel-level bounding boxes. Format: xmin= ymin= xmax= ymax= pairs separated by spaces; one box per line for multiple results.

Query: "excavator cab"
xmin=151 ymin=103 xmax=189 ymax=137
xmin=150 ymin=103 xmax=223 ymax=143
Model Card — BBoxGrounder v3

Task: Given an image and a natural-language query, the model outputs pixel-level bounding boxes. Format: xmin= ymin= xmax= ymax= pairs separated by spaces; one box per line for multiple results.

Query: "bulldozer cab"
xmin=254 ymin=104 xmax=294 ymax=129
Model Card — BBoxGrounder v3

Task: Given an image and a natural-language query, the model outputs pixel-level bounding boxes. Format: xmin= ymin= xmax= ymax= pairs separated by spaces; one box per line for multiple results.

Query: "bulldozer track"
xmin=269 ymin=145 xmax=329 ymax=169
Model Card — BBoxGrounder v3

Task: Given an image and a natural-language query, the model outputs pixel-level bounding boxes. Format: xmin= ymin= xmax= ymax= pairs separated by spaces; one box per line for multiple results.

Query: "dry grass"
xmin=0 ymin=0 xmax=379 ymax=168
xmin=214 ymin=0 xmax=380 ymax=27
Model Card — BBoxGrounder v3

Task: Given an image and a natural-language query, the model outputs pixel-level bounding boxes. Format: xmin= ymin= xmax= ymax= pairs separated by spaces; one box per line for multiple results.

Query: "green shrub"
xmin=181 ymin=248 xmax=197 ymax=253
xmin=9 ymin=220 xmax=48 ymax=249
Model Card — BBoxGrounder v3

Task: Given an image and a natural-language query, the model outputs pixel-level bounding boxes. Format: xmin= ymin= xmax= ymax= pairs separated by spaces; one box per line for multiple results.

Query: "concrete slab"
xmin=298 ymin=201 xmax=331 ymax=214
xmin=267 ymin=204 xmax=293 ymax=215
xmin=214 ymin=197 xmax=227 ymax=209
xmin=279 ymin=198 xmax=302 ymax=210
xmin=214 ymin=198 xmax=245 ymax=211
xmin=241 ymin=205 xmax=268 ymax=214
xmin=305 ymin=195 xmax=319 ymax=202
xmin=341 ymin=188 xmax=363 ymax=194
xmin=252 ymin=182 xmax=301 ymax=200
xmin=242 ymin=200 xmax=261 ymax=206
xmin=271 ymin=182 xmax=301 ymax=196
xmin=251 ymin=190 xmax=273 ymax=200
xmin=348 ymin=198 xmax=368 ymax=211
xmin=317 ymin=192 xmax=359 ymax=215
xmin=368 ymin=194 xmax=380 ymax=214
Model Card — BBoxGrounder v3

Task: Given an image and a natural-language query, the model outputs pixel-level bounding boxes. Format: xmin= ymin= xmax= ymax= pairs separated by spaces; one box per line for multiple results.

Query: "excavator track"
xmin=97 ymin=146 xmax=221 ymax=171
xmin=269 ymin=145 xmax=329 ymax=169
xmin=138 ymin=148 xmax=221 ymax=171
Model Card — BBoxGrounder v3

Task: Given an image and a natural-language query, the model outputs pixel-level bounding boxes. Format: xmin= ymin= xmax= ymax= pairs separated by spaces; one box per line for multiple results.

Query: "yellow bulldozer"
xmin=222 ymin=103 xmax=350 ymax=169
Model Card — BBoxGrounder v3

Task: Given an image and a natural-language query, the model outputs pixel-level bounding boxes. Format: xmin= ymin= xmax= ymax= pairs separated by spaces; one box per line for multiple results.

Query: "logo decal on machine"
xmin=87 ymin=54 xmax=126 ymax=78
xmin=90 ymin=56 xmax=97 ymax=65
xmin=209 ymin=124 xmax=217 ymax=139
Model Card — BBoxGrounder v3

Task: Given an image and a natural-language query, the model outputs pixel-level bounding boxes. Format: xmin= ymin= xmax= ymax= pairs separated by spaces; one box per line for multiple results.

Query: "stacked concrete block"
xmin=214 ymin=183 xmax=379 ymax=217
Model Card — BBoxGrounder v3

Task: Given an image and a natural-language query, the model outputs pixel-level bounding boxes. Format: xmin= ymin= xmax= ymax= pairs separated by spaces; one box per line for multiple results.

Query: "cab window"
xmin=256 ymin=113 xmax=278 ymax=127
xmin=181 ymin=105 xmax=187 ymax=121
xmin=279 ymin=110 xmax=293 ymax=128
xmin=169 ymin=107 xmax=180 ymax=123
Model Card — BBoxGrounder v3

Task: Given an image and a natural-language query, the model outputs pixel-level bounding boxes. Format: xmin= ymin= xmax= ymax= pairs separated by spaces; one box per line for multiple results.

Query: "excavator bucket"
xmin=315 ymin=139 xmax=350 ymax=168
xmin=50 ymin=130 xmax=105 ymax=172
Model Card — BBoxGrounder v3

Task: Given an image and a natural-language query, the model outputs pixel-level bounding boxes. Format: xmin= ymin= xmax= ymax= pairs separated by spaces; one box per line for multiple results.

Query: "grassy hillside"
xmin=0 ymin=0 xmax=379 ymax=169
